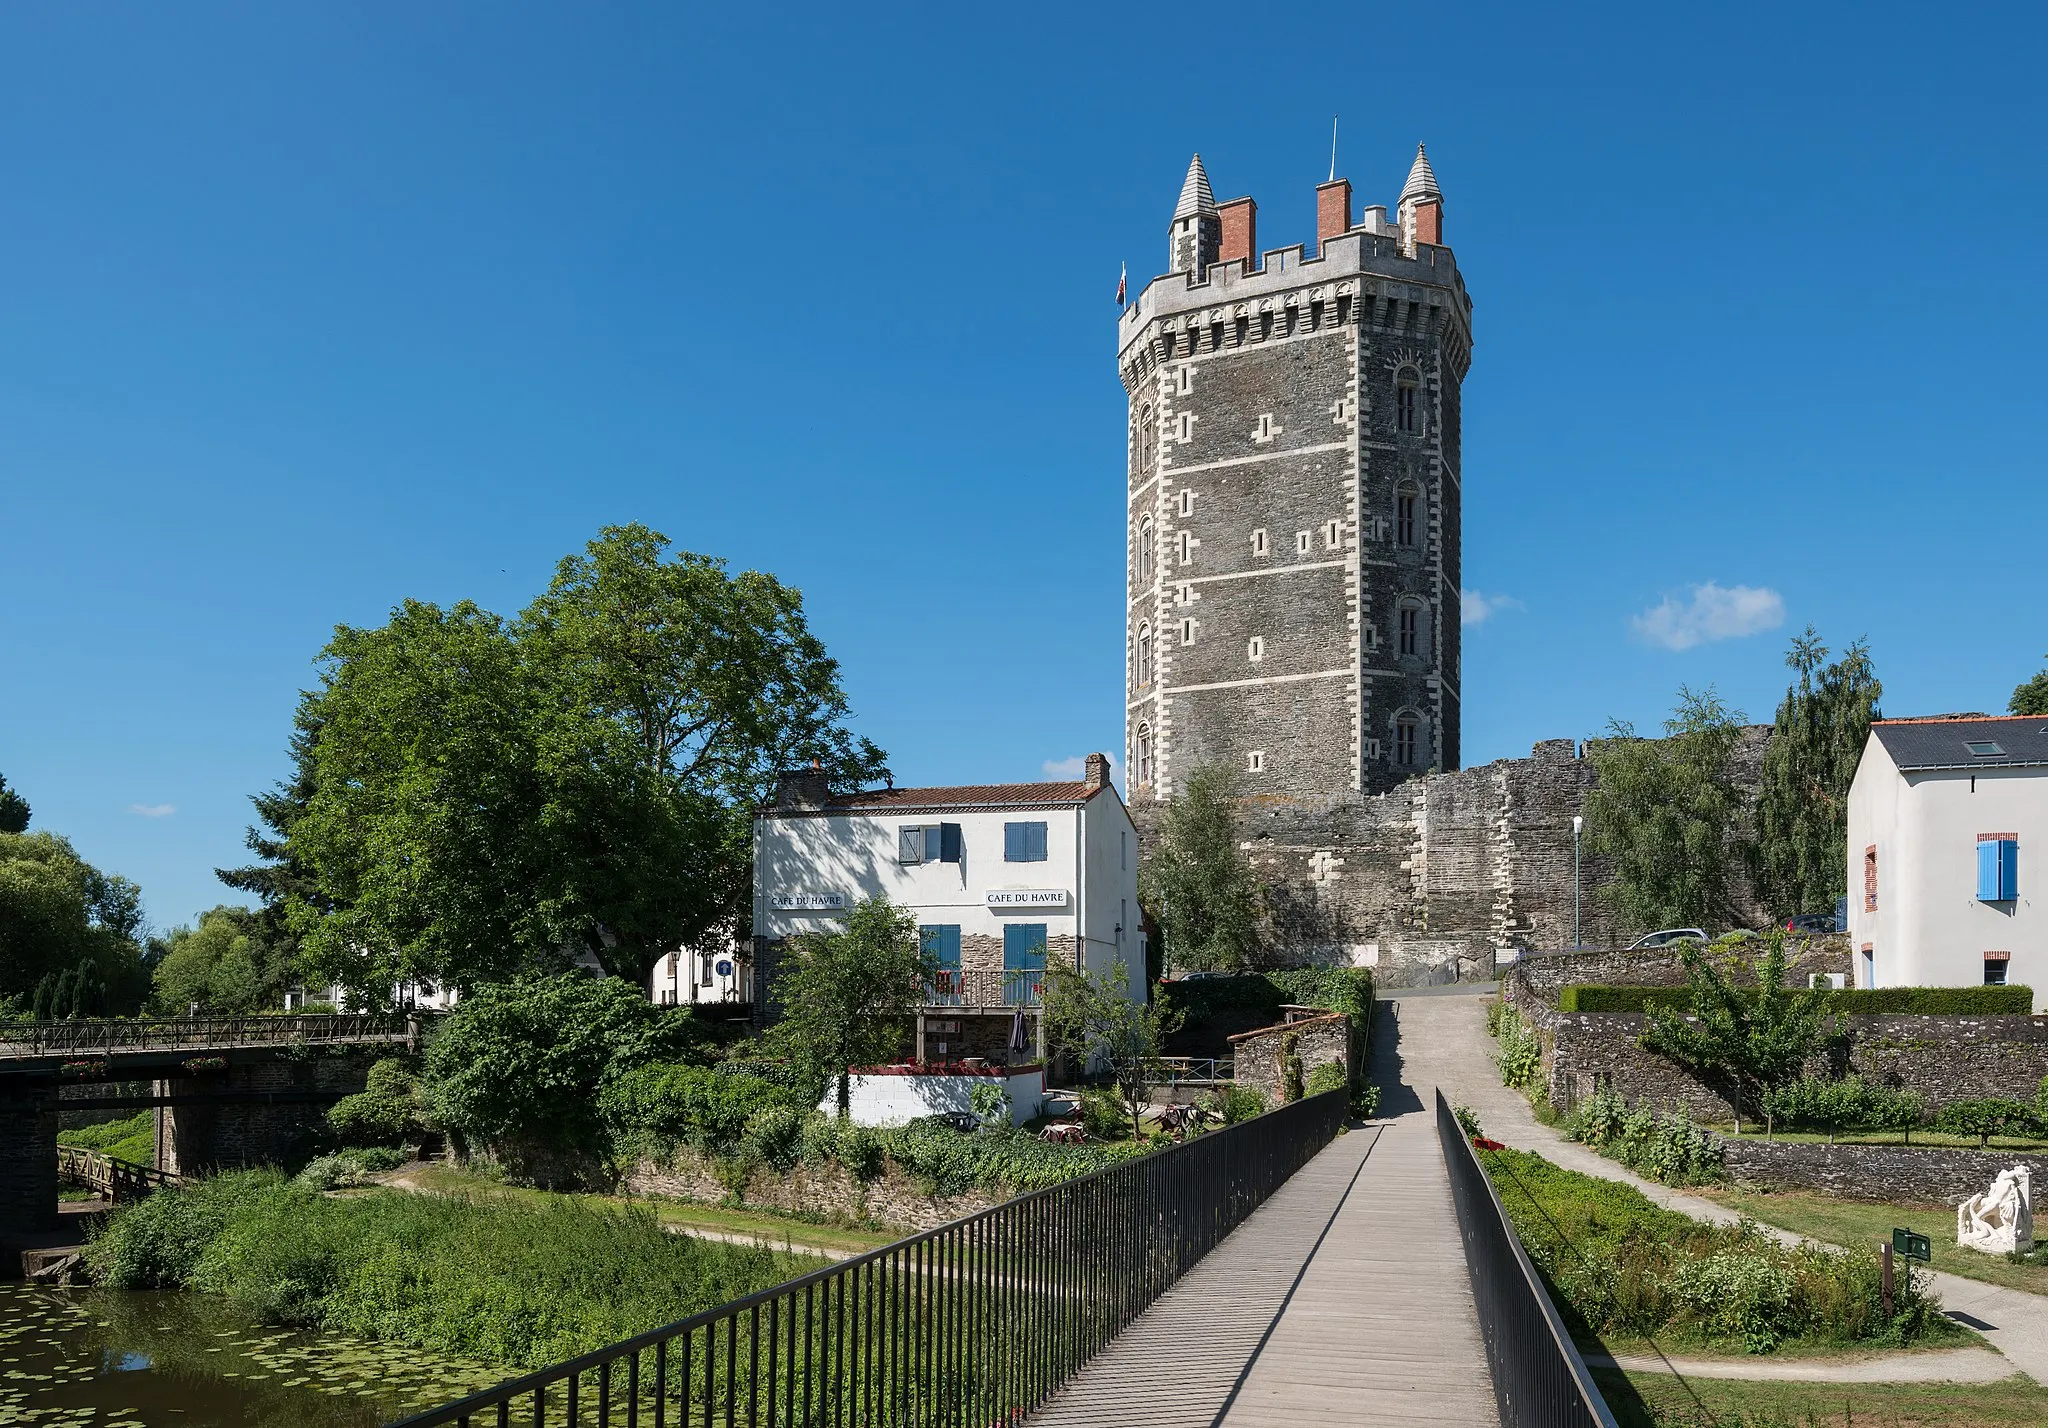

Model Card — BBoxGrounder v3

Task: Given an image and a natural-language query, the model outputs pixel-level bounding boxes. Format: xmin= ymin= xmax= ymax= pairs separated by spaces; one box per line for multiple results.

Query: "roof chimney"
xmin=1397 ymin=144 xmax=1444 ymax=254
xmin=1083 ymin=753 xmax=1111 ymax=792
xmin=1169 ymin=154 xmax=1221 ymax=276
xmin=1217 ymin=196 xmax=1257 ymax=272
xmin=1315 ymin=178 xmax=1352 ymax=252
xmin=774 ymin=769 xmax=832 ymax=810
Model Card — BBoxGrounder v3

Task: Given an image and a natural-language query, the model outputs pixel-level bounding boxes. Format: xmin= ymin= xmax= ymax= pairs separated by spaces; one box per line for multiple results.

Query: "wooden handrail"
xmin=0 ymin=1012 xmax=429 ymax=1061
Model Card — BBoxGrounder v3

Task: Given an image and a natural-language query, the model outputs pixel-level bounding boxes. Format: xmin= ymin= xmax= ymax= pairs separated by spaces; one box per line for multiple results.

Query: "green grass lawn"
xmin=56 ymin=1110 xmax=154 ymax=1167
xmin=400 ymin=1164 xmax=901 ymax=1257
xmin=1694 ymin=1186 xmax=2048 ymax=1298
xmin=1596 ymin=1367 xmax=2048 ymax=1427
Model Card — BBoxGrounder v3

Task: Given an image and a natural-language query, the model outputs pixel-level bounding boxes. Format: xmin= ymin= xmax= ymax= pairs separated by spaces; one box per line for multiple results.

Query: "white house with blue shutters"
xmin=1845 ymin=716 xmax=2048 ymax=1009
xmin=751 ymin=754 xmax=1144 ymax=1068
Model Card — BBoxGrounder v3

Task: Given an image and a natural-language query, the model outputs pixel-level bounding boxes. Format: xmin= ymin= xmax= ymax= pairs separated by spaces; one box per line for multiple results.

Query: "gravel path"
xmin=1379 ymin=987 xmax=2048 ymax=1385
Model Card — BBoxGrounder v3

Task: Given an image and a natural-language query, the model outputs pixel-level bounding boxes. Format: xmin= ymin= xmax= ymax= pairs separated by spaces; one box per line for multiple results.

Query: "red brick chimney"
xmin=1083 ymin=753 xmax=1111 ymax=791
xmin=1316 ymin=178 xmax=1352 ymax=252
xmin=1217 ymin=196 xmax=1257 ymax=272
xmin=1411 ymin=199 xmax=1442 ymax=247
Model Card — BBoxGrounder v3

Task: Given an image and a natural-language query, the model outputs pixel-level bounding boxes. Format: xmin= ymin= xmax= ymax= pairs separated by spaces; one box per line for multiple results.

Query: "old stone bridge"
xmin=0 ymin=1013 xmax=424 ymax=1234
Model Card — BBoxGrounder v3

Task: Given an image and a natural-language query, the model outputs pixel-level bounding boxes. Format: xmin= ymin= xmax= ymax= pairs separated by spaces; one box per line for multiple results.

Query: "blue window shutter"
xmin=1004 ymin=823 xmax=1023 ymax=862
xmin=942 ymin=925 xmax=961 ymax=967
xmin=940 ymin=823 xmax=963 ymax=863
xmin=1027 ymin=821 xmax=1048 ymax=861
xmin=2001 ymin=839 xmax=2019 ymax=900
xmin=1978 ymin=841 xmax=2000 ymax=901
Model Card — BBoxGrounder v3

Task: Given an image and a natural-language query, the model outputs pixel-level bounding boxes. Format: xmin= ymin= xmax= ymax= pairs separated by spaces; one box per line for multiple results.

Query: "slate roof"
xmin=1871 ymin=715 xmax=2048 ymax=771
xmin=789 ymin=781 xmax=1113 ymax=814
xmin=1398 ymin=143 xmax=1441 ymax=207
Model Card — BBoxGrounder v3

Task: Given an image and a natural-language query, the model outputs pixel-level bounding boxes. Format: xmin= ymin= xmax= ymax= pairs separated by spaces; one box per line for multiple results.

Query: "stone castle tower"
xmin=1121 ymin=147 xmax=1473 ymax=824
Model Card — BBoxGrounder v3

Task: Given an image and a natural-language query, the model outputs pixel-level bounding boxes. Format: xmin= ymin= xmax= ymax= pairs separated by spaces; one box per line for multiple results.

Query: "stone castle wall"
xmin=1143 ymin=727 xmax=1775 ymax=982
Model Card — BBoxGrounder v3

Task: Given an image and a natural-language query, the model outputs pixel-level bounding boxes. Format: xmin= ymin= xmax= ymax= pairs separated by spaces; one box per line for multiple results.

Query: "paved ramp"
xmin=1028 ymin=1022 xmax=1499 ymax=1426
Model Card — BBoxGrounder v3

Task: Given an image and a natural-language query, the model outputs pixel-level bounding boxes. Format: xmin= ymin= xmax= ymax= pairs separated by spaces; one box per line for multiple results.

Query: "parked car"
xmin=1783 ymin=913 xmax=1841 ymax=935
xmin=1627 ymin=927 xmax=1709 ymax=950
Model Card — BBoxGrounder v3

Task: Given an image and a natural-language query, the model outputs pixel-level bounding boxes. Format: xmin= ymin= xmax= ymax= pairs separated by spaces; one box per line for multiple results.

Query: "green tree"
xmin=1585 ymin=686 xmax=1749 ymax=932
xmin=150 ymin=906 xmax=296 ymax=1015
xmin=1139 ymin=762 xmax=1264 ymax=972
xmin=1754 ymin=629 xmax=1881 ymax=920
xmin=1638 ymin=932 xmax=1831 ymax=1133
xmin=0 ymin=772 xmax=29 ymax=834
xmin=216 ymin=701 xmax=331 ymax=968
xmin=0 ymin=831 xmax=150 ymax=1014
xmin=1935 ymin=1097 xmax=2040 ymax=1149
xmin=423 ymin=974 xmax=688 ymax=1168
xmin=2010 ymin=657 xmax=2048 ymax=716
xmin=1040 ymin=959 xmax=1183 ymax=1140
xmin=279 ymin=525 xmax=885 ymax=998
xmin=327 ymin=1058 xmax=428 ymax=1147
xmin=765 ymin=896 xmax=934 ymax=1118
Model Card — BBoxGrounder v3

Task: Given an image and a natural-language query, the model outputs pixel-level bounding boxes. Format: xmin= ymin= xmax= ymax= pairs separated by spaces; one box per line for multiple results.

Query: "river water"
xmin=0 ymin=1283 xmax=510 ymax=1426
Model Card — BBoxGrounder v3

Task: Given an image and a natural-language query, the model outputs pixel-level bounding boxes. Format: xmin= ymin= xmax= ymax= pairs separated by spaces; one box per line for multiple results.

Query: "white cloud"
xmin=128 ymin=803 xmax=176 ymax=818
xmin=1461 ymin=589 xmax=1524 ymax=626
xmin=1631 ymin=581 xmax=1786 ymax=651
xmin=1043 ymin=753 xmax=1119 ymax=779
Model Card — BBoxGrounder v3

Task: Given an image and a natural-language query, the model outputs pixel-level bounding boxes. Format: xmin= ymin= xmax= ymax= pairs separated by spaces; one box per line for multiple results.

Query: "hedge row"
xmin=1158 ymin=968 xmax=1376 ymax=1025
xmin=1558 ymin=984 xmax=2037 ymax=1015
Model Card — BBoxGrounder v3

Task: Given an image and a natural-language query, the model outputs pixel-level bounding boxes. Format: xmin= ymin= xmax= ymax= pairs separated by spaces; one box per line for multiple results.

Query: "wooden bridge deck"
xmin=1027 ymin=1104 xmax=1498 ymax=1427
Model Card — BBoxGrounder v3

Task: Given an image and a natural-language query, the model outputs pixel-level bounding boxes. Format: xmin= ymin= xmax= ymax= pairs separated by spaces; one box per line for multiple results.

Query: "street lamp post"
xmin=1571 ymin=815 xmax=1584 ymax=951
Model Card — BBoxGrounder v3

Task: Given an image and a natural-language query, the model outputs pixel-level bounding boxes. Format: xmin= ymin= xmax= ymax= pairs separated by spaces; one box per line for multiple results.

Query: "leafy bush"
xmin=1305 ymin=1060 xmax=1348 ymax=1097
xmin=1453 ymin=1104 xmax=1482 ymax=1139
xmin=295 ymin=1146 xmax=408 ymax=1191
xmin=1935 ymin=1097 xmax=2042 ymax=1148
xmin=90 ymin=1175 xmax=820 ymax=1368
xmin=327 ymin=1058 xmax=426 ymax=1147
xmin=1563 ymin=1090 xmax=1722 ymax=1185
xmin=1560 ymin=984 xmax=2034 ymax=1015
xmin=59 ymin=1111 xmax=155 ymax=1165
xmin=1201 ymin=1083 xmax=1266 ymax=1125
xmin=1350 ymin=1082 xmax=1381 ymax=1119
xmin=1493 ymin=1005 xmax=1542 ymax=1089
xmin=969 ymin=1081 xmax=1013 ymax=1129
xmin=1759 ymin=1077 xmax=1925 ymax=1143
xmin=876 ymin=1118 xmax=1143 ymax=1197
xmin=739 ymin=1106 xmax=807 ymax=1173
xmin=425 ymin=976 xmax=702 ymax=1158
xmin=598 ymin=1061 xmax=806 ymax=1158
xmin=1480 ymin=1147 xmax=1941 ymax=1353
xmin=1078 ymin=1086 xmax=1126 ymax=1140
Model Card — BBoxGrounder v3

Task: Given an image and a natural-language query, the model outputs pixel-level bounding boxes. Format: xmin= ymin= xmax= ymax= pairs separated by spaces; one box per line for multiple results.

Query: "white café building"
xmin=752 ymin=754 xmax=1144 ymax=1068
xmin=1846 ymin=715 xmax=2048 ymax=1009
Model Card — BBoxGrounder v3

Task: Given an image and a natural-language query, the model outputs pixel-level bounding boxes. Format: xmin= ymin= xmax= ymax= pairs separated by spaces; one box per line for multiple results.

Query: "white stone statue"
xmin=1957 ymin=1166 xmax=2034 ymax=1256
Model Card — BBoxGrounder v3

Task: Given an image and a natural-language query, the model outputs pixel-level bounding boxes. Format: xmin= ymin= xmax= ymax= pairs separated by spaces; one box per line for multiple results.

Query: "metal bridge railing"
xmin=387 ymin=1088 xmax=1349 ymax=1428
xmin=0 ymin=1013 xmax=424 ymax=1060
xmin=1434 ymin=1089 xmax=1618 ymax=1428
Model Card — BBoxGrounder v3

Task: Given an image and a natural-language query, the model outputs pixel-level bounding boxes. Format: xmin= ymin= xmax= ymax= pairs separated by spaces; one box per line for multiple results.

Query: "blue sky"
xmin=3 ymin=2 xmax=2044 ymax=931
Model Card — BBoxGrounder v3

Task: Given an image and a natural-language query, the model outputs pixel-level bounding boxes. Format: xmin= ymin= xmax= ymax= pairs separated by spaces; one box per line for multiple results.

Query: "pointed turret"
xmin=1169 ymin=153 xmax=1222 ymax=277
xmin=1174 ymin=154 xmax=1217 ymax=220
xmin=1397 ymin=144 xmax=1441 ymax=208
xmin=1397 ymin=143 xmax=1444 ymax=253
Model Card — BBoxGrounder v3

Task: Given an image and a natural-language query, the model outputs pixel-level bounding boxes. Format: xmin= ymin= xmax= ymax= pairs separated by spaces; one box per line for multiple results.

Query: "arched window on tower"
xmin=1137 ymin=516 xmax=1154 ymax=583
xmin=1135 ymin=623 xmax=1153 ymax=689
xmin=1396 ymin=367 xmax=1419 ymax=434
xmin=1394 ymin=713 xmax=1422 ymax=768
xmin=1138 ymin=404 xmax=1156 ymax=472
xmin=1135 ymin=723 xmax=1154 ymax=787
xmin=1397 ymin=598 xmax=1429 ymax=658
xmin=1396 ymin=481 xmax=1420 ymax=548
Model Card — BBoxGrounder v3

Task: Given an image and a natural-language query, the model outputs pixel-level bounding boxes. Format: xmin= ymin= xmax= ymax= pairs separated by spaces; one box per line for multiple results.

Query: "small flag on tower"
xmin=1115 ymin=262 xmax=1127 ymax=307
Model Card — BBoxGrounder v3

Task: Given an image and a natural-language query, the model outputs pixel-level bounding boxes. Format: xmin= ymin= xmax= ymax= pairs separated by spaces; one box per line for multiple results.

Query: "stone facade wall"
xmin=1503 ymin=937 xmax=1853 ymax=1016
xmin=1717 ymin=1138 xmax=2048 ymax=1207
xmin=1538 ymin=1010 xmax=2048 ymax=1121
xmin=624 ymin=1148 xmax=1002 ymax=1233
xmin=1229 ymin=1013 xmax=1352 ymax=1104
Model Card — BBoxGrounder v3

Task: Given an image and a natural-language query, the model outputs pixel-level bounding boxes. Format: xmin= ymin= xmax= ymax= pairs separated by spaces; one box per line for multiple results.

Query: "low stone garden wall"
xmin=1537 ymin=1010 xmax=2048 ymax=1120
xmin=1716 ymin=1136 xmax=2048 ymax=1207
xmin=1228 ymin=1012 xmax=1352 ymax=1104
xmin=623 ymin=1146 xmax=1002 ymax=1232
